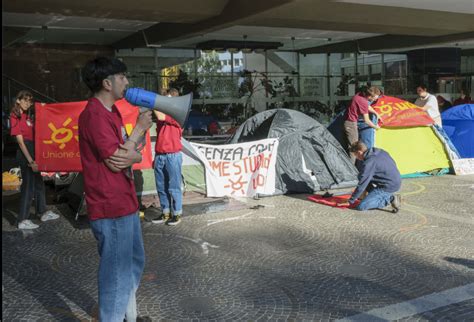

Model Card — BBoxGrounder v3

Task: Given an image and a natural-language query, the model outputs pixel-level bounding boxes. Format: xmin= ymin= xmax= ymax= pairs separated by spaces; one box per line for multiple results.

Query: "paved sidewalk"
xmin=2 ymin=175 xmax=474 ymax=321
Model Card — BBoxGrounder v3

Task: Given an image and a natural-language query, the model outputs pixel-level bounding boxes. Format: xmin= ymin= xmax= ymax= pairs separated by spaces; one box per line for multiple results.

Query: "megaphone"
xmin=124 ymin=88 xmax=193 ymax=127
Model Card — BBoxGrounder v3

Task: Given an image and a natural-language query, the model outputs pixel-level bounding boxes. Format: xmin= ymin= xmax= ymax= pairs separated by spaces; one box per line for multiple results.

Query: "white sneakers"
xmin=18 ymin=210 xmax=60 ymax=230
xmin=40 ymin=210 xmax=60 ymax=222
xmin=18 ymin=220 xmax=39 ymax=230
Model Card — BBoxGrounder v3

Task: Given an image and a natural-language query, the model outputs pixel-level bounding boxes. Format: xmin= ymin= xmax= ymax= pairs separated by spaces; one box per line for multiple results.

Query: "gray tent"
xmin=228 ymin=109 xmax=358 ymax=195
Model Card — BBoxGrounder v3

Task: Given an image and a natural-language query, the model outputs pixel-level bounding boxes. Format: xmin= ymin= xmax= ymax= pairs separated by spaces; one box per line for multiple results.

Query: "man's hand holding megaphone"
xmin=155 ymin=111 xmax=167 ymax=121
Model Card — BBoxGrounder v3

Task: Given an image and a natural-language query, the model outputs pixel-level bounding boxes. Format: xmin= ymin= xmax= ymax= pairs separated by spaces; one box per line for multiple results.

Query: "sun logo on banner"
xmin=43 ymin=117 xmax=79 ymax=150
xmin=224 ymin=176 xmax=248 ymax=195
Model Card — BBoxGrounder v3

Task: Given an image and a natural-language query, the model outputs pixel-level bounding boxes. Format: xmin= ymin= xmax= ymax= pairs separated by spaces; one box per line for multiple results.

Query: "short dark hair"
xmin=349 ymin=141 xmax=368 ymax=153
xmin=416 ymin=84 xmax=428 ymax=91
xmin=82 ymin=57 xmax=127 ymax=93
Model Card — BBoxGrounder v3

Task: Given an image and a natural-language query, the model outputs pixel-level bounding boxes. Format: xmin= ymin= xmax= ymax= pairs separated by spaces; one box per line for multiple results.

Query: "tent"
xmin=441 ymin=104 xmax=474 ymax=158
xmin=328 ymin=96 xmax=460 ymax=177
xmin=219 ymin=109 xmax=359 ymax=195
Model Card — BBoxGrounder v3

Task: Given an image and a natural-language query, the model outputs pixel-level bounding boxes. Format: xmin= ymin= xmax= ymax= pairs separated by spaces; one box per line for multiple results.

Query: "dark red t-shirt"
xmin=10 ymin=113 xmax=34 ymax=141
xmin=78 ymin=98 xmax=138 ymax=221
xmin=155 ymin=115 xmax=182 ymax=154
xmin=344 ymin=92 xmax=369 ymax=122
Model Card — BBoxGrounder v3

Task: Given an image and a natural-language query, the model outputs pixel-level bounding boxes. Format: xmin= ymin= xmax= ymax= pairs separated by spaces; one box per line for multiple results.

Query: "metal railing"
xmin=2 ymin=74 xmax=57 ymax=110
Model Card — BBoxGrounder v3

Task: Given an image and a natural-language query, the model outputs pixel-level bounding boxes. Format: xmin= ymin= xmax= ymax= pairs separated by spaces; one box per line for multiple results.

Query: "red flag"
xmin=35 ymin=99 xmax=152 ymax=172
xmin=372 ymin=96 xmax=434 ymax=127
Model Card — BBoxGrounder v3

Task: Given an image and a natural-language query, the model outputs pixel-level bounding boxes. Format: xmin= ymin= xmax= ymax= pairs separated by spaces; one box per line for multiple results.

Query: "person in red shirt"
xmin=79 ymin=57 xmax=152 ymax=321
xmin=9 ymin=90 xmax=60 ymax=230
xmin=150 ymin=87 xmax=184 ymax=226
xmin=343 ymin=86 xmax=381 ymax=162
xmin=453 ymin=88 xmax=472 ymax=106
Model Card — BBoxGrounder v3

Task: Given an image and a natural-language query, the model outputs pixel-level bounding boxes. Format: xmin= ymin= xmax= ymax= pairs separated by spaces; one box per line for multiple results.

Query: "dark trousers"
xmin=17 ymin=140 xmax=46 ymax=222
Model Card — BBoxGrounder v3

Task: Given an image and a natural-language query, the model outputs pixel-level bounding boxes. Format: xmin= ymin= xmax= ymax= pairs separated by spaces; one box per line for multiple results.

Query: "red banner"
xmin=35 ymin=99 xmax=153 ymax=172
xmin=372 ymin=95 xmax=434 ymax=127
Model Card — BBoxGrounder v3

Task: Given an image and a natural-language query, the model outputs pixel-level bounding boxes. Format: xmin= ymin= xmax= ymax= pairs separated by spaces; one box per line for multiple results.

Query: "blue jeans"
xmin=89 ymin=213 xmax=145 ymax=322
xmin=154 ymin=152 xmax=183 ymax=216
xmin=356 ymin=188 xmax=393 ymax=211
xmin=357 ymin=114 xmax=377 ymax=149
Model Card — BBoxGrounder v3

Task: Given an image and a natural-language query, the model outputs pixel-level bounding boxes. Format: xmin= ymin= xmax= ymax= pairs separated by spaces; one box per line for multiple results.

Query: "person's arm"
xmin=121 ymin=110 xmax=153 ymax=151
xmin=348 ymin=159 xmax=376 ymax=204
xmin=418 ymin=104 xmax=430 ymax=111
xmin=105 ymin=111 xmax=152 ymax=171
xmin=154 ymin=111 xmax=181 ymax=128
xmin=105 ymin=145 xmax=142 ymax=172
xmin=417 ymin=97 xmax=437 ymax=112
xmin=86 ymin=112 xmax=150 ymax=173
xmin=368 ymin=106 xmax=381 ymax=119
xmin=363 ymin=113 xmax=380 ymax=129
xmin=15 ymin=135 xmax=39 ymax=172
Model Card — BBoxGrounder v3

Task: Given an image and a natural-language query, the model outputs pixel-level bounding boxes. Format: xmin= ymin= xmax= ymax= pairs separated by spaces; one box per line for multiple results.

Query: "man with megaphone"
xmin=79 ymin=57 xmax=153 ymax=322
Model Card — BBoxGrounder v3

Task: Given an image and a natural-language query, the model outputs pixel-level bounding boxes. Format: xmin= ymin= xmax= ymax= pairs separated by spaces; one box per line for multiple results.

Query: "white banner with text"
xmin=189 ymin=139 xmax=279 ymax=197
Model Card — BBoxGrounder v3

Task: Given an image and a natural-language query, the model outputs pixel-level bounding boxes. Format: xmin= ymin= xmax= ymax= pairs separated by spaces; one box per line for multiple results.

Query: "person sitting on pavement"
xmin=338 ymin=141 xmax=402 ymax=212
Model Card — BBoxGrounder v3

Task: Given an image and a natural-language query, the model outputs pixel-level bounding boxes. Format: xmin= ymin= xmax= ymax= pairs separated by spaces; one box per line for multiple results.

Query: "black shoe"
xmin=167 ymin=215 xmax=181 ymax=226
xmin=151 ymin=213 xmax=170 ymax=224
xmin=391 ymin=194 xmax=401 ymax=213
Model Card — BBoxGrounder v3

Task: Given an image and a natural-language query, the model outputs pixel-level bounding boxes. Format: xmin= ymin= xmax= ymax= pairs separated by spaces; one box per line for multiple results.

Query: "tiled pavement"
xmin=2 ymin=175 xmax=474 ymax=321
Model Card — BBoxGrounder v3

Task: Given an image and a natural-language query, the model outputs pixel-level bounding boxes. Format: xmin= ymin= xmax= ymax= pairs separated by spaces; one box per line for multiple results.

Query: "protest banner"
xmin=187 ymin=139 xmax=279 ymax=197
xmin=35 ymin=99 xmax=153 ymax=172
xmin=372 ymin=96 xmax=434 ymax=127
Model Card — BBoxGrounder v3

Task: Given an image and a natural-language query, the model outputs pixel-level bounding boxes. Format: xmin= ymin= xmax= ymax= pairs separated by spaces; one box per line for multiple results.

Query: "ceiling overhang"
xmin=300 ymin=32 xmax=474 ymax=54
xmin=112 ymin=0 xmax=295 ymax=49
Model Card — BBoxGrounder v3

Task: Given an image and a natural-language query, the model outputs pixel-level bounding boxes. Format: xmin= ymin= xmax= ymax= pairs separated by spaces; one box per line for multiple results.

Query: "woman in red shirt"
xmin=10 ymin=90 xmax=59 ymax=230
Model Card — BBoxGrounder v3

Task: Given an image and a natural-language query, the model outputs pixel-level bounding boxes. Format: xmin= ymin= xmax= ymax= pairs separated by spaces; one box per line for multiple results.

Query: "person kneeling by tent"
xmin=338 ymin=141 xmax=402 ymax=212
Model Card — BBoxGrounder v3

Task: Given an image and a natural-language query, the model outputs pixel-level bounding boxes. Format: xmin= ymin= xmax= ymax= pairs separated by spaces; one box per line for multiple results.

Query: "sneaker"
xmin=151 ymin=213 xmax=170 ymax=224
xmin=390 ymin=194 xmax=401 ymax=213
xmin=167 ymin=215 xmax=181 ymax=226
xmin=18 ymin=220 xmax=39 ymax=230
xmin=40 ymin=210 xmax=60 ymax=222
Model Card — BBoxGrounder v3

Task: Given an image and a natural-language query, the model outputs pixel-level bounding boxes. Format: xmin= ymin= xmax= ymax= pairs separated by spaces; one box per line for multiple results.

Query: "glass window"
xmin=342 ymin=53 xmax=354 ymax=59
xmin=385 ymin=61 xmax=407 ymax=78
xmin=342 ymin=67 xmax=355 ymax=76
